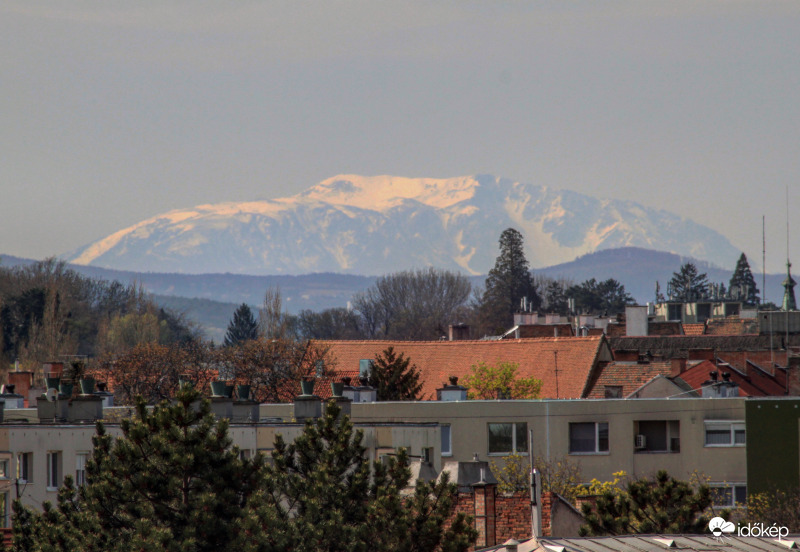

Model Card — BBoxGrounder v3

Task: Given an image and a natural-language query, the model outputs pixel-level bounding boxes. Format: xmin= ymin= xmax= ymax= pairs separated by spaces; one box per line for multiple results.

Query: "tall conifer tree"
xmin=11 ymin=387 xmax=263 ymax=552
xmin=480 ymin=228 xmax=539 ymax=332
xmin=224 ymin=303 xmax=259 ymax=347
xmin=668 ymin=263 xmax=709 ymax=302
xmin=369 ymin=346 xmax=423 ymax=401
xmin=729 ymin=253 xmax=760 ymax=305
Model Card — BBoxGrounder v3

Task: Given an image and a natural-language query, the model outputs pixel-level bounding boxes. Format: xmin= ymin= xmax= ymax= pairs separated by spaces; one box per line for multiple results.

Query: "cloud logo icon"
xmin=709 ymin=517 xmax=735 ymax=537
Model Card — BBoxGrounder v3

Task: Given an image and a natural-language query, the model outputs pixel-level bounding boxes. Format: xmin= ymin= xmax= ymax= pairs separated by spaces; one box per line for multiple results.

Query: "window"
xmin=704 ymin=421 xmax=745 ymax=447
xmin=697 ymin=303 xmax=711 ymax=323
xmin=711 ymin=484 xmax=747 ymax=508
xmin=488 ymin=423 xmax=528 ymax=455
xmin=569 ymin=422 xmax=609 ymax=453
xmin=421 ymin=447 xmax=433 ymax=465
xmin=47 ymin=451 xmax=62 ymax=490
xmin=604 ymin=386 xmax=623 ymax=399
xmin=725 ymin=303 xmax=740 ymax=317
xmin=0 ymin=459 xmax=9 ymax=479
xmin=634 ymin=420 xmax=680 ymax=453
xmin=441 ymin=424 xmax=452 ymax=457
xmin=16 ymin=453 xmax=32 ymax=483
xmin=75 ymin=453 xmax=89 ymax=486
xmin=668 ymin=304 xmax=682 ymax=321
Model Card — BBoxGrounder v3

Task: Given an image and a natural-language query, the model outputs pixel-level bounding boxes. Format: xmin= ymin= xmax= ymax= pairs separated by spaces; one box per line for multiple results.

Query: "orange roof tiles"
xmin=585 ymin=361 xmax=673 ymax=399
xmin=682 ymin=323 xmax=706 ymax=336
xmin=316 ymin=337 xmax=612 ymax=400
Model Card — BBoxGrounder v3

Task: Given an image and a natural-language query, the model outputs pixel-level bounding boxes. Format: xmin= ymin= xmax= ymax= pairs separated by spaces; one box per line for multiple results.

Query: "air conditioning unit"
xmin=634 ymin=434 xmax=647 ymax=449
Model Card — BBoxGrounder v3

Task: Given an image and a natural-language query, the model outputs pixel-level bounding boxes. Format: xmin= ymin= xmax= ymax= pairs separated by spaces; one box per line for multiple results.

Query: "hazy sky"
xmin=2 ymin=1 xmax=799 ymax=273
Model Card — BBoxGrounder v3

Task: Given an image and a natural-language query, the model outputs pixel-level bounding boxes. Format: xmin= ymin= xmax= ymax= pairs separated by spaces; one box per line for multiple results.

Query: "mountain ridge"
xmin=64 ymin=174 xmax=741 ymax=276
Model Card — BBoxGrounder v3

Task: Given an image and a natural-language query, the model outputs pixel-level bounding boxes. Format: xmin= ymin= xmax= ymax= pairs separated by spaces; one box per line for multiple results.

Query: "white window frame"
xmin=0 ymin=458 xmax=9 ymax=480
xmin=710 ymin=482 xmax=747 ymax=508
xmin=46 ymin=451 xmax=62 ymax=491
xmin=441 ymin=424 xmax=452 ymax=457
xmin=487 ymin=422 xmax=528 ymax=456
xmin=569 ymin=422 xmax=610 ymax=454
xmin=75 ymin=452 xmax=89 ymax=486
xmin=704 ymin=420 xmax=745 ymax=447
xmin=16 ymin=452 xmax=32 ymax=483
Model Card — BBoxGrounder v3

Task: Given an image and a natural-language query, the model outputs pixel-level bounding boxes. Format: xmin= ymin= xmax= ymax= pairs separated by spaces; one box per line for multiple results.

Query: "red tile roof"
xmin=585 ymin=361 xmax=673 ymax=399
xmin=682 ymin=323 xmax=706 ymax=336
xmin=316 ymin=337 xmax=612 ymax=400
xmin=675 ymin=358 xmax=786 ymax=397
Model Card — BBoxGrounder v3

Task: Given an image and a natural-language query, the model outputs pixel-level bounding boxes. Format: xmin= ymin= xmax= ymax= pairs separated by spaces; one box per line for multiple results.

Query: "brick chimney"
xmin=670 ymin=358 xmax=687 ymax=377
xmin=472 ymin=469 xmax=497 ymax=548
xmin=448 ymin=324 xmax=470 ymax=341
xmin=7 ymin=371 xmax=33 ymax=407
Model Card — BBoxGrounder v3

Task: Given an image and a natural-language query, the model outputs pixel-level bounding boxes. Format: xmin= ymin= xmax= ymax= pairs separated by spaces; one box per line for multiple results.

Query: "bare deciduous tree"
xmin=352 ymin=268 xmax=471 ymax=340
xmin=215 ymin=339 xmax=335 ymax=403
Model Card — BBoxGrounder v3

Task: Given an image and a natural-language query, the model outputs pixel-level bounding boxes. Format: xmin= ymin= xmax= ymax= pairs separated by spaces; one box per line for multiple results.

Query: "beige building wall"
xmin=1 ymin=411 xmax=441 ymax=522
xmin=256 ymin=422 xmax=442 ymax=472
xmin=341 ymin=397 xmax=746 ymax=485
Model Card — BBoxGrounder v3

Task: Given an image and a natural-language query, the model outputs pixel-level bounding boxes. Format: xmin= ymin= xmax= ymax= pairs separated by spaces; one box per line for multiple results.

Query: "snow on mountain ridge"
xmin=302 ymin=174 xmax=479 ymax=210
xmin=65 ymin=174 xmax=741 ymax=275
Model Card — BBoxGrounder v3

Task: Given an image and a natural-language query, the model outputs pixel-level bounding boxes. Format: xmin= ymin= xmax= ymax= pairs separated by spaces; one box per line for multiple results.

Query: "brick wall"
xmin=495 ymin=492 xmax=533 ymax=542
xmin=451 ymin=487 xmax=540 ymax=549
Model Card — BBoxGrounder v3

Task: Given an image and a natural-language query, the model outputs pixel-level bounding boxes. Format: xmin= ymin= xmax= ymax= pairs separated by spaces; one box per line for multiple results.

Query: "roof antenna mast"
xmin=763 ymin=215 xmax=766 ymax=305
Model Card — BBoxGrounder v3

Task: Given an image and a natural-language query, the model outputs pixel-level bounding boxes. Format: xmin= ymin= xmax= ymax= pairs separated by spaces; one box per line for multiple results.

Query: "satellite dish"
xmin=45 ymin=388 xmax=58 ymax=402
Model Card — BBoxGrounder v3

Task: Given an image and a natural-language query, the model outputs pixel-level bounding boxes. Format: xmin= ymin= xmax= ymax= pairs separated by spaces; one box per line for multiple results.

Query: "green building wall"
xmin=746 ymin=398 xmax=800 ymax=494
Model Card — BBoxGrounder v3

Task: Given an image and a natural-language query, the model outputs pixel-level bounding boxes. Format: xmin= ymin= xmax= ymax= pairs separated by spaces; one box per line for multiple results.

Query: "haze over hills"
xmin=65 ymin=174 xmax=741 ymax=275
xmin=2 ymin=248 xmax=788 ymax=342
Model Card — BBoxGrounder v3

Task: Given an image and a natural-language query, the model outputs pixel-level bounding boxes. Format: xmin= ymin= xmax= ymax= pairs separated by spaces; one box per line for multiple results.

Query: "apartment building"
xmin=0 ymin=400 xmax=441 ymax=527
xmin=260 ymin=396 xmax=749 ymax=509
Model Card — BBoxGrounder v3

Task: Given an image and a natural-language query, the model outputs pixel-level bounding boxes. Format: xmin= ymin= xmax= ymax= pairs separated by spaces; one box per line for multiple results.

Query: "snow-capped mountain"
xmin=66 ymin=175 xmax=740 ymax=275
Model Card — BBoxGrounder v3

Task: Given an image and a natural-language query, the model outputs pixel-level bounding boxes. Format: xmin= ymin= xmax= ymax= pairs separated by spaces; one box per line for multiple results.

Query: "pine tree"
xmin=369 ymin=346 xmax=423 ymax=401
xmin=224 ymin=303 xmax=259 ymax=347
xmin=12 ymin=395 xmax=476 ymax=552
xmin=243 ymin=402 xmax=477 ymax=552
xmin=481 ymin=228 xmax=539 ymax=332
xmin=567 ymin=278 xmax=635 ymax=315
xmin=11 ymin=387 xmax=263 ymax=552
xmin=729 ymin=253 xmax=760 ymax=305
xmin=580 ymin=470 xmax=713 ymax=536
xmin=668 ymin=263 xmax=709 ymax=302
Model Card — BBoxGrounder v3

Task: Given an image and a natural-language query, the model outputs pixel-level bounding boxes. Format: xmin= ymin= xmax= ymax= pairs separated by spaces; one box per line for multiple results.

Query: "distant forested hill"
xmin=1 ymin=248 xmax=788 ymax=342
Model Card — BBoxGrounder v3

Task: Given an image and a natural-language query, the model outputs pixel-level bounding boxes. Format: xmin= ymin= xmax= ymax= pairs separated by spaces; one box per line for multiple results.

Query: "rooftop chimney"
xmin=293 ymin=378 xmax=322 ymax=419
xmin=701 ymin=370 xmax=739 ymax=398
xmin=448 ymin=324 xmax=471 ymax=341
xmin=625 ymin=306 xmax=649 ymax=336
xmin=437 ymin=376 xmax=468 ymax=401
xmin=670 ymin=358 xmax=687 ymax=377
